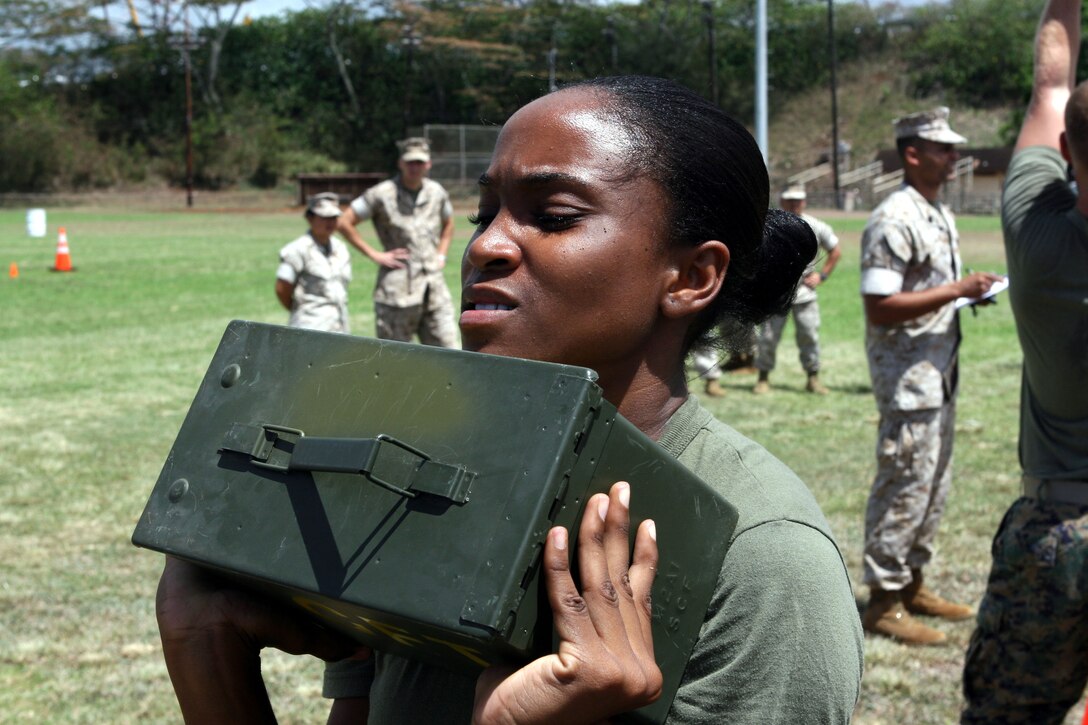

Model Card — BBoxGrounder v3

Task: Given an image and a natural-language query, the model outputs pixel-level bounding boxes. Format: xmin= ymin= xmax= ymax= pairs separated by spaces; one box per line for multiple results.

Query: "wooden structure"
xmin=297 ymin=173 xmax=387 ymax=206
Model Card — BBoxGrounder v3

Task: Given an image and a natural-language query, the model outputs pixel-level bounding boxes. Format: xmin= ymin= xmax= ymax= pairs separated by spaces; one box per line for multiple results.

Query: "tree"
xmin=906 ymin=0 xmax=1038 ymax=106
xmin=0 ymin=0 xmax=106 ymax=50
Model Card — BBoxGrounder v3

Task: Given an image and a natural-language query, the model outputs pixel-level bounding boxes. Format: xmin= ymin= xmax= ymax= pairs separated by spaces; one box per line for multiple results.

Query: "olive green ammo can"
xmin=133 ymin=321 xmax=737 ymax=723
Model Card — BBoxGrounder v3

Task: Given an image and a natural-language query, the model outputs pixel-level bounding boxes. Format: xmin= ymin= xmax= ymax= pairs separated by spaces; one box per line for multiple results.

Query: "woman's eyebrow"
xmin=477 ymin=171 xmax=588 ymax=189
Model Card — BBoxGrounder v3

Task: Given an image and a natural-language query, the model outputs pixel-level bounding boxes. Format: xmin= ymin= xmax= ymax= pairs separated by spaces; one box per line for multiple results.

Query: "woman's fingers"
xmin=473 ymin=484 xmax=663 ymax=724
xmin=628 ymin=518 xmax=660 ymax=655
xmin=576 ymin=489 xmax=632 ymax=653
xmin=573 ymin=483 xmax=660 ymax=695
xmin=540 ymin=525 xmax=597 ymax=658
xmin=598 ymin=482 xmax=654 ymax=662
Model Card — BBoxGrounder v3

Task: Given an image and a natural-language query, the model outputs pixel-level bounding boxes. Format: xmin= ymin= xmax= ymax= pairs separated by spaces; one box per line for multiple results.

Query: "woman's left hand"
xmin=472 ymin=481 xmax=662 ymax=725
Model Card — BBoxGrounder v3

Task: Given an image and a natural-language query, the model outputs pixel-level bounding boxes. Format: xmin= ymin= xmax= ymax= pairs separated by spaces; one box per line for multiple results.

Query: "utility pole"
xmin=702 ymin=1 xmax=718 ymax=105
xmin=401 ymin=23 xmax=422 ymax=137
xmin=828 ymin=0 xmax=842 ymax=209
xmin=168 ymin=2 xmax=200 ymax=208
xmin=184 ymin=4 xmax=193 ymax=208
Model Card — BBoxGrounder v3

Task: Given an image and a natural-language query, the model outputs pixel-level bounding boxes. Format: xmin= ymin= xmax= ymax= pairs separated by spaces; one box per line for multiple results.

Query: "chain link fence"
xmin=421 ymin=124 xmax=501 ymax=196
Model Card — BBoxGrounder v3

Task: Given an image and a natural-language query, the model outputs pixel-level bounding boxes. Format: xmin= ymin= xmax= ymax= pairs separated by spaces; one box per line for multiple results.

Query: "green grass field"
xmin=0 ymin=203 xmax=1078 ymax=724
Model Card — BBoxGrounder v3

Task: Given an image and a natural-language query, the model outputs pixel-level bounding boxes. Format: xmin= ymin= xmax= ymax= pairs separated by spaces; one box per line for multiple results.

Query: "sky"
xmin=239 ymin=0 xmax=941 ymax=21
xmin=100 ymin=0 xmax=942 ymax=28
xmin=243 ymin=0 xmax=308 ymax=20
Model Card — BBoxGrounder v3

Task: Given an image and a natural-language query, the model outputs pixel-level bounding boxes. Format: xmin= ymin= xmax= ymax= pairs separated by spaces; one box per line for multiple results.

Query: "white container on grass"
xmin=26 ymin=208 xmax=47 ymax=238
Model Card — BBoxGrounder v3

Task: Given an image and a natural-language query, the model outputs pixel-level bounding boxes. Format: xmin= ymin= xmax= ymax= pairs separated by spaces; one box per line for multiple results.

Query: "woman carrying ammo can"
xmin=156 ymin=76 xmax=863 ymax=724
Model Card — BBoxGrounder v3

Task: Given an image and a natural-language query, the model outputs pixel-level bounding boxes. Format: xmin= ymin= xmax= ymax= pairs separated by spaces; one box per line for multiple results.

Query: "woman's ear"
xmin=661 ymin=240 xmax=729 ymax=319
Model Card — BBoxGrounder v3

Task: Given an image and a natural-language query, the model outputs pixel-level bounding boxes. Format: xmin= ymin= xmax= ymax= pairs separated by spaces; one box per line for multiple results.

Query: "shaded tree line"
xmin=0 ymin=0 xmax=1073 ymax=193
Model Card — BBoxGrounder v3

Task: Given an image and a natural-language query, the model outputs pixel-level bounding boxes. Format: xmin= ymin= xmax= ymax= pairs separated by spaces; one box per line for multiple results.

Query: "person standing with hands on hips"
xmin=752 ymin=185 xmax=841 ymax=396
xmin=337 ymin=137 xmax=458 ymax=347
xmin=961 ymin=0 xmax=1088 ymax=721
xmin=275 ymin=192 xmax=353 ymax=333
xmin=859 ymin=107 xmax=1003 ymax=646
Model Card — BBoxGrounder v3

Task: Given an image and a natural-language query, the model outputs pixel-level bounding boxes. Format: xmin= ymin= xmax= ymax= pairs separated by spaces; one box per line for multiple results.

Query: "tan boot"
xmin=704 ymin=379 xmax=727 ymax=398
xmin=806 ymin=373 xmax=829 ymax=395
xmin=863 ymin=588 xmax=947 ymax=645
xmin=903 ymin=570 xmax=974 ymax=621
xmin=753 ymin=372 xmax=771 ymax=395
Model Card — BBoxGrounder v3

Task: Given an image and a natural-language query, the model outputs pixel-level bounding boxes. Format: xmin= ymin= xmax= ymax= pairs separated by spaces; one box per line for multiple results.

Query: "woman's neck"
xmin=604 ymin=366 xmax=689 ymax=442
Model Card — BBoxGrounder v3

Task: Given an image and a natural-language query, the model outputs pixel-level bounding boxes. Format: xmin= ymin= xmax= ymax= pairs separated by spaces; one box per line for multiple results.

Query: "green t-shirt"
xmin=324 ymin=396 xmax=863 ymax=723
xmin=1001 ymin=146 xmax=1088 ymax=479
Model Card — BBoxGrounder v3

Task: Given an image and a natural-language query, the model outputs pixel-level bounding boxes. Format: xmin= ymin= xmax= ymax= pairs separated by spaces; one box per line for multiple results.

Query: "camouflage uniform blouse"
xmin=350 ymin=176 xmax=453 ymax=308
xmin=860 ymin=184 xmax=961 ymax=412
xmin=277 ymin=232 xmax=352 ymax=333
xmin=794 ymin=212 xmax=839 ymax=305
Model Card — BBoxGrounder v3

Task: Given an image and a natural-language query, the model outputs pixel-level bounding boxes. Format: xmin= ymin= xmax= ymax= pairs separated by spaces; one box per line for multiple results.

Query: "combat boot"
xmin=704 ymin=379 xmax=727 ymax=398
xmin=806 ymin=373 xmax=829 ymax=395
xmin=903 ymin=570 xmax=974 ymax=621
xmin=862 ymin=588 xmax=947 ymax=645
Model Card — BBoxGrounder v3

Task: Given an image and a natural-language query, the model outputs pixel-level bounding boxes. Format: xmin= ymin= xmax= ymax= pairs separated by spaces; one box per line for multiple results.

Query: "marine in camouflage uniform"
xmin=338 ymin=138 xmax=458 ymax=348
xmin=961 ymin=1 xmax=1088 ymax=720
xmin=276 ymin=192 xmax=352 ymax=333
xmin=753 ymin=186 xmax=841 ymax=395
xmin=859 ymin=108 xmax=1003 ymax=646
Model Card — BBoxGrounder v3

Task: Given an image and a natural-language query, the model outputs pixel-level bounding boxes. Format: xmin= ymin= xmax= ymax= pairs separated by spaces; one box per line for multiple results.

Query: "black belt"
xmin=1023 ymin=476 xmax=1088 ymax=505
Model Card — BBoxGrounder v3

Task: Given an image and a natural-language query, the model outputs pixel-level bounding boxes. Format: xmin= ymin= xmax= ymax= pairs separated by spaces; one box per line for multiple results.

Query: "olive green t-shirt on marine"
xmin=1001 ymin=145 xmax=1088 ymax=480
xmin=324 ymin=396 xmax=864 ymax=723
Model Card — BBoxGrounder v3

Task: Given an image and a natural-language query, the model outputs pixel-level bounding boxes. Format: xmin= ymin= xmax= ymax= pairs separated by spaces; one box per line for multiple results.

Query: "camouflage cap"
xmin=306 ymin=191 xmax=342 ymax=218
xmin=893 ymin=107 xmax=967 ymax=144
xmin=780 ymin=185 xmax=806 ymax=201
xmin=399 ymin=137 xmax=431 ymax=163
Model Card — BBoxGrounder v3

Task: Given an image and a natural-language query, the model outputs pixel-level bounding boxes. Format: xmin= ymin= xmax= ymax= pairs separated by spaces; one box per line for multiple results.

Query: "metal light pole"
xmin=603 ymin=17 xmax=618 ymax=73
xmin=702 ymin=1 xmax=718 ymax=105
xmin=755 ymin=0 xmax=768 ymax=162
xmin=547 ymin=25 xmax=558 ymax=92
xmin=828 ymin=0 xmax=841 ymax=209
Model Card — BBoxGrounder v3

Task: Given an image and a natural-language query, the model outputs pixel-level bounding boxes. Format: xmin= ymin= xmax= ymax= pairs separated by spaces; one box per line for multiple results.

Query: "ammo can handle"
xmin=219 ymin=423 xmax=474 ymax=504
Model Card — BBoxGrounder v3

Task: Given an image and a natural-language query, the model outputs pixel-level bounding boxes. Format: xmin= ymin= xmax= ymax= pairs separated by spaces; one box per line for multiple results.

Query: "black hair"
xmin=564 ymin=76 xmax=816 ymax=354
xmin=896 ymin=136 xmax=918 ymax=158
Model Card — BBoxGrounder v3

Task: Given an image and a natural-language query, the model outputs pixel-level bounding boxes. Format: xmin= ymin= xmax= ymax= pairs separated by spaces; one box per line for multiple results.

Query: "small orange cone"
xmin=9 ymin=262 xmax=18 ymax=279
xmin=52 ymin=227 xmax=73 ymax=272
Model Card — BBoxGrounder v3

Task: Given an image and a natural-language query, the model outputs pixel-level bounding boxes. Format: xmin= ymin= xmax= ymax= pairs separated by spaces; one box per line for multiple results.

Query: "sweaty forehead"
xmin=495 ymin=89 xmax=636 ymax=171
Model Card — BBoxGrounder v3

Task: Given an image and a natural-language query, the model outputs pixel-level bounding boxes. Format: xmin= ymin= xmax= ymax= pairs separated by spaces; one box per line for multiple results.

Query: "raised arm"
xmin=1016 ymin=0 xmax=1081 ymax=152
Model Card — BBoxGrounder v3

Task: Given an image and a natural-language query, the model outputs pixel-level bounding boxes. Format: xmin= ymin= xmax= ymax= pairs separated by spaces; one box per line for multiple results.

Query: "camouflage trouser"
xmin=690 ymin=345 xmax=724 ymax=381
xmin=374 ymin=282 xmax=458 ymax=348
xmin=754 ymin=299 xmax=820 ymax=374
xmin=962 ymin=496 xmax=1088 ymax=724
xmin=863 ymin=402 xmax=955 ymax=589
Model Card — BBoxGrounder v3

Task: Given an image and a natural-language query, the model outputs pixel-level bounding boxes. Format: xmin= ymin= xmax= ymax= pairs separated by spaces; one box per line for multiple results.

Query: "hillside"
xmin=767 ymin=53 xmax=1017 ymax=189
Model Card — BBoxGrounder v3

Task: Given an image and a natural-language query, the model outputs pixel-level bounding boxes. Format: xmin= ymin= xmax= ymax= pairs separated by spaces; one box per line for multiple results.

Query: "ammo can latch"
xmin=219 ymin=423 xmax=475 ymax=504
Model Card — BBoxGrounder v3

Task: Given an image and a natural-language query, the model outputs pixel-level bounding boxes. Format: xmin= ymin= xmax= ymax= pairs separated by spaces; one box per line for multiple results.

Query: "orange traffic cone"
xmin=9 ymin=262 xmax=18 ymax=279
xmin=52 ymin=227 xmax=73 ymax=272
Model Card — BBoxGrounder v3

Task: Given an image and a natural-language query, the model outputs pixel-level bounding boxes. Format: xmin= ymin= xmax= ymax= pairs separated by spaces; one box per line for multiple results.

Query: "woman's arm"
xmin=156 ymin=557 xmax=366 ymax=723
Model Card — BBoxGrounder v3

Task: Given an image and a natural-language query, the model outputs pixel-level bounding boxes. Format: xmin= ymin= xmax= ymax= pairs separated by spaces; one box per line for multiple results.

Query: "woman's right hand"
xmin=471 ymin=482 xmax=662 ymax=725
xmin=156 ymin=556 xmax=366 ymax=723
